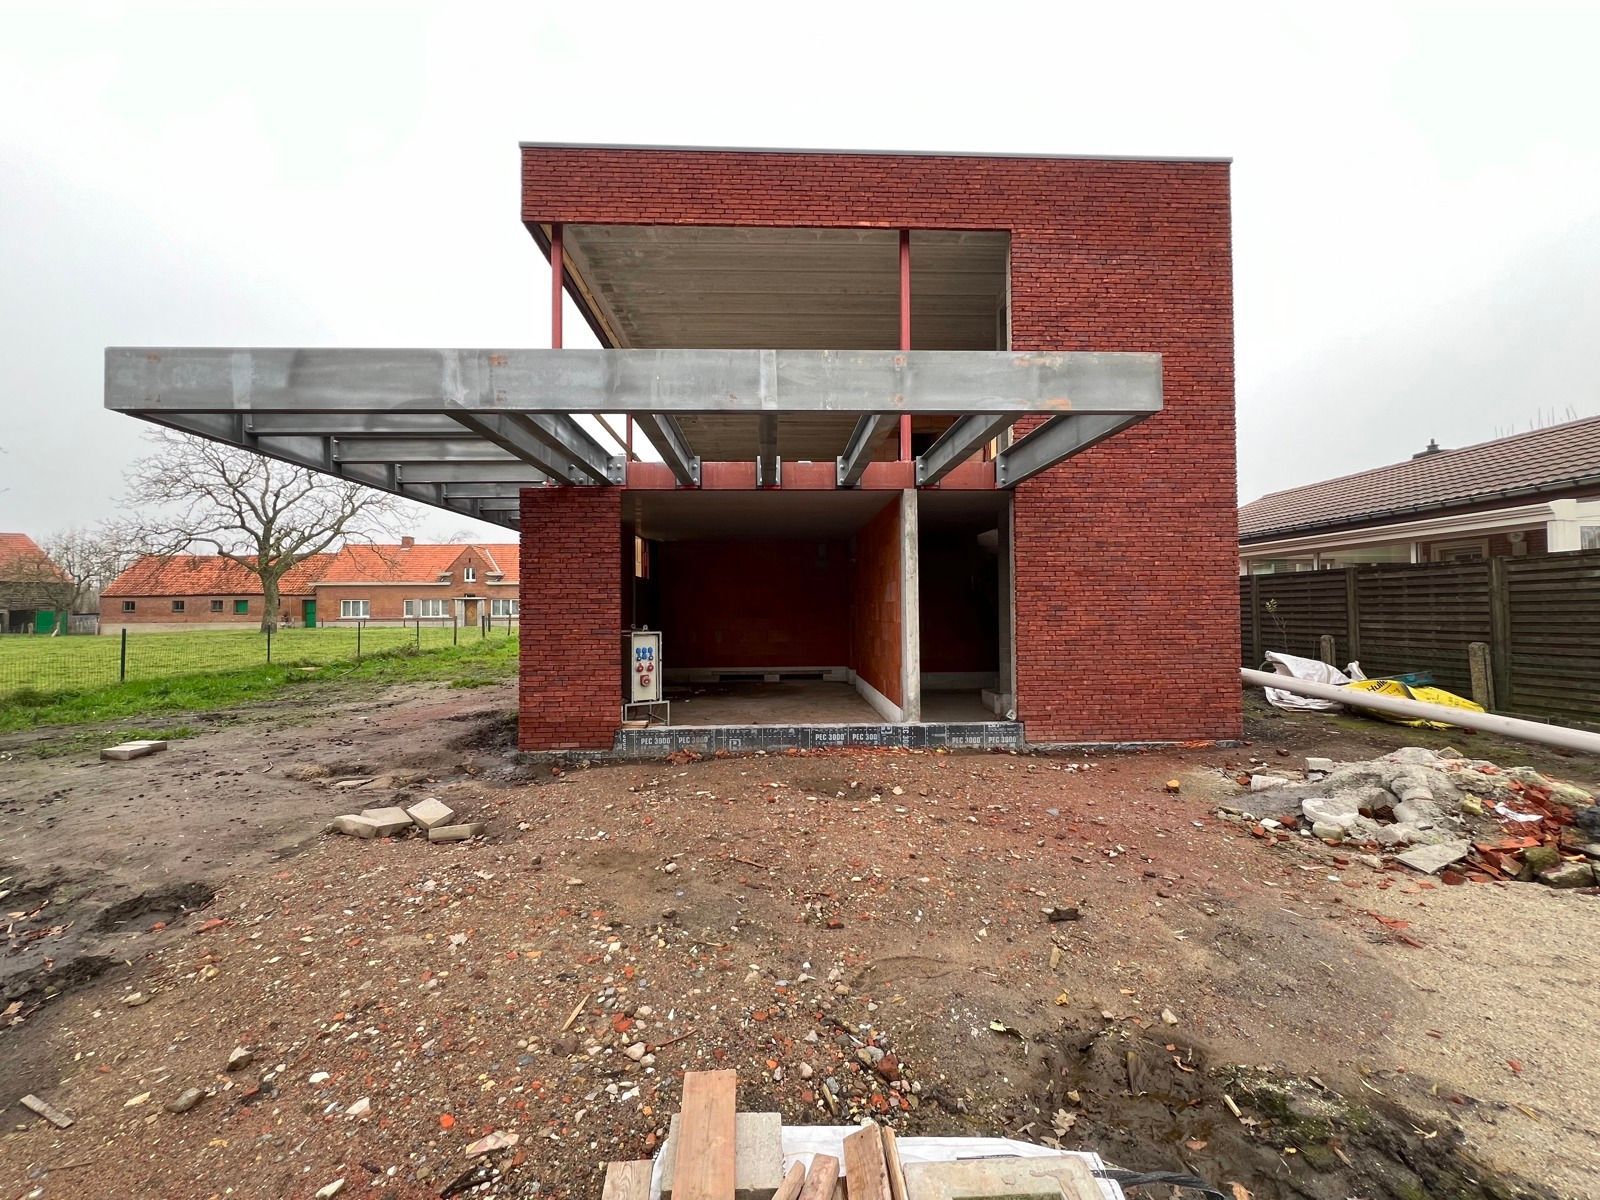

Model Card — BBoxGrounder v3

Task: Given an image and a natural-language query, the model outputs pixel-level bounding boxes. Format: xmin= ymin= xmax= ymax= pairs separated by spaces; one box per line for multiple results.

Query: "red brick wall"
xmin=99 ymin=594 xmax=273 ymax=625
xmin=313 ymin=583 xmax=518 ymax=622
xmin=518 ymin=487 xmax=622 ymax=750
xmin=655 ymin=539 xmax=850 ymax=668
xmin=522 ymin=146 xmax=1240 ymax=743
xmin=851 ymin=498 xmax=903 ymax=706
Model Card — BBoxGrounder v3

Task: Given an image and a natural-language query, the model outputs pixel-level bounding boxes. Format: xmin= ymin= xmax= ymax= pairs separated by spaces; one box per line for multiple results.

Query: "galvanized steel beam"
xmin=914 ymin=413 xmax=1016 ymax=486
xmin=105 ymin=348 xmax=1163 ymax=416
xmin=836 ymin=415 xmax=897 ymax=488
xmin=631 ymin=413 xmax=701 ymax=486
xmin=757 ymin=413 xmax=779 ymax=488
xmin=993 ymin=412 xmax=1149 ymax=488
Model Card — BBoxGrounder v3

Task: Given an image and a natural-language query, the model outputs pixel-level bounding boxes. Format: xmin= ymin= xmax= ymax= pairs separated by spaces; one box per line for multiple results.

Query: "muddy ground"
xmin=1 ymin=686 xmax=1596 ymax=1200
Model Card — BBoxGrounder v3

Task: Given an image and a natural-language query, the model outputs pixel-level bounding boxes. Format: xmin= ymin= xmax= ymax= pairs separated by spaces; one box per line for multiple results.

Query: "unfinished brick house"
xmin=106 ymin=143 xmax=1239 ymax=752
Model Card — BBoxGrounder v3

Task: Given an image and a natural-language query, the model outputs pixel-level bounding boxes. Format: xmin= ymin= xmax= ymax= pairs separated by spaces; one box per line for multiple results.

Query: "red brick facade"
xmin=521 ymin=146 xmax=1239 ymax=745
xmin=518 ymin=487 xmax=622 ymax=750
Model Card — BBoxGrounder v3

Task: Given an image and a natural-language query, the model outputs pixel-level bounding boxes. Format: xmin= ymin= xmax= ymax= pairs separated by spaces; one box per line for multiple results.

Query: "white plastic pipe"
xmin=1240 ymin=667 xmax=1600 ymax=756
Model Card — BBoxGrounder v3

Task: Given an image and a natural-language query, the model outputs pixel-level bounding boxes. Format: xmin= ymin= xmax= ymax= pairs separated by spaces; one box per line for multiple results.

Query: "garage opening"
xmin=918 ymin=490 xmax=1009 ymax=722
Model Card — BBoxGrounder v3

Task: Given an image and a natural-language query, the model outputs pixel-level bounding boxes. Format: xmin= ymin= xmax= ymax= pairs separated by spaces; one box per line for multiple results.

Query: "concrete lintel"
xmin=105 ymin=348 xmax=1164 ymax=416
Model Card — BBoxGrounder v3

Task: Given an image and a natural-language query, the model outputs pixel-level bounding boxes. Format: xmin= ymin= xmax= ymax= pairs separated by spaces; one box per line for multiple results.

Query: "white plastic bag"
xmin=1261 ymin=651 xmax=1363 ymax=711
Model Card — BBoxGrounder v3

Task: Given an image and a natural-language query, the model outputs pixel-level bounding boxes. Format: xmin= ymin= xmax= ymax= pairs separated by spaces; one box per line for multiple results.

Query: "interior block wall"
xmin=518 ymin=487 xmax=622 ymax=750
xmin=850 ymin=498 xmax=903 ymax=707
xmin=523 ymin=146 xmax=1240 ymax=744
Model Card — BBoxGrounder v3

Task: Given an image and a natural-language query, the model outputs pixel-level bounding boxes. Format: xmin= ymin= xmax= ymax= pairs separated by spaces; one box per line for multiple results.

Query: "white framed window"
xmin=405 ymin=598 xmax=448 ymax=618
xmin=463 ymin=565 xmax=476 ymax=583
xmin=121 ymin=600 xmax=136 ymax=613
xmin=490 ymin=598 xmax=519 ymax=617
xmin=340 ymin=599 xmax=370 ymax=619
xmin=1431 ymin=539 xmax=1488 ymax=564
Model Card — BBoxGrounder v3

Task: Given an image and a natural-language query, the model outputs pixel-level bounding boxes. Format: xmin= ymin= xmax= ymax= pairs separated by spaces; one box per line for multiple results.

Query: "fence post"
xmin=1468 ymin=641 xmax=1494 ymax=710
xmin=415 ymin=617 xmax=421 ymax=648
xmin=1344 ymin=568 xmax=1361 ymax=663
xmin=453 ymin=612 xmax=458 ymax=646
xmin=266 ymin=627 xmax=272 ymax=664
xmin=1248 ymin=573 xmax=1263 ymax=668
xmin=1318 ymin=634 xmax=1336 ymax=665
xmin=1487 ymin=557 xmax=1512 ymax=711
xmin=120 ymin=628 xmax=127 ymax=683
xmin=356 ymin=620 xmax=362 ymax=663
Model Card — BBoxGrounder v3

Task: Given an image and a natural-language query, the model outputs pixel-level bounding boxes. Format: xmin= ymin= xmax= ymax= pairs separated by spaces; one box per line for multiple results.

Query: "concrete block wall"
xmin=522 ymin=145 xmax=1241 ymax=744
xmin=850 ymin=497 xmax=904 ymax=711
xmin=518 ymin=487 xmax=622 ymax=750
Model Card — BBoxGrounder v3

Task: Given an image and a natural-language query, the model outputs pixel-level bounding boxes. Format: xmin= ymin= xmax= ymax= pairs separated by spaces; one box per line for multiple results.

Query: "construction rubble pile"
xmin=329 ymin=793 xmax=484 ymax=843
xmin=1223 ymin=747 xmax=1600 ymax=888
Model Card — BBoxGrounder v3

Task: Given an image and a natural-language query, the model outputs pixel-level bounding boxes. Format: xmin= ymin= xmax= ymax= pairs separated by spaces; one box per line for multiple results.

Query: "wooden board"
xmin=841 ymin=1123 xmax=891 ymax=1200
xmin=880 ymin=1127 xmax=908 ymax=1200
xmin=796 ymin=1154 xmax=840 ymax=1200
xmin=675 ymin=1070 xmax=738 ymax=1200
xmin=771 ymin=1161 xmax=806 ymax=1200
xmin=603 ymin=1161 xmax=654 ymax=1200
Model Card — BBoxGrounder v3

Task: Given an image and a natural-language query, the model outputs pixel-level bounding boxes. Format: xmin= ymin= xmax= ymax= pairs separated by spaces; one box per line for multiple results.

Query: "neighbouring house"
xmin=314 ymin=538 xmax=520 ymax=626
xmin=106 ymin=142 xmax=1239 ymax=752
xmin=99 ymin=554 xmax=335 ymax=630
xmin=0 ymin=533 xmax=71 ymax=634
xmin=1240 ymin=417 xmax=1600 ymax=574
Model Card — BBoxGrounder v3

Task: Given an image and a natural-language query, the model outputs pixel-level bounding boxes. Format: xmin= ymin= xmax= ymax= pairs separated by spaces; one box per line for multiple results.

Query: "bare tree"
xmin=120 ymin=430 xmax=399 ymax=633
xmin=33 ymin=528 xmax=127 ymax=634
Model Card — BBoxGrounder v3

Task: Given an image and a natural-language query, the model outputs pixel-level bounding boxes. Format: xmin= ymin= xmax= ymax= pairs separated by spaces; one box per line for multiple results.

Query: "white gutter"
xmin=1240 ymin=668 xmax=1600 ymax=756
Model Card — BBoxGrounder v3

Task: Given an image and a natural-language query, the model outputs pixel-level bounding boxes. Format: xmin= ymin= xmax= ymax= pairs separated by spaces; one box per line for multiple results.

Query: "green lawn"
xmin=0 ymin=623 xmax=517 ymax=699
xmin=0 ymin=635 xmax=519 ymax=735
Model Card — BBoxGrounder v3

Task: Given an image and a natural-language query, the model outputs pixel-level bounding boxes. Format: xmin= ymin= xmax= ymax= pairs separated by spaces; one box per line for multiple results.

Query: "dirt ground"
xmin=1 ymin=686 xmax=1597 ymax=1200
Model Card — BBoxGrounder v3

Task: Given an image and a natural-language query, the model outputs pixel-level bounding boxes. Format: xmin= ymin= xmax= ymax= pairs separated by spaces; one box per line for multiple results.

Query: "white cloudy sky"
xmin=3 ymin=1 xmax=1598 ymax=542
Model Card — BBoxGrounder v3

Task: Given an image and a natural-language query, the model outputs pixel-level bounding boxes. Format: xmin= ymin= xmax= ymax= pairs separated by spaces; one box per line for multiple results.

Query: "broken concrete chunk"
xmin=427 ymin=822 xmax=486 ymax=843
xmin=356 ymin=806 xmax=413 ymax=837
xmin=101 ymin=739 xmax=167 ymax=761
xmin=1392 ymin=798 xmax=1444 ymax=826
xmin=1302 ymin=795 xmax=1361 ymax=829
xmin=1249 ymin=774 xmax=1291 ymax=792
xmin=902 ymin=1156 xmax=1102 ymax=1200
xmin=661 ymin=1111 xmax=783 ymax=1200
xmin=1383 ymin=747 xmax=1439 ymax=766
xmin=406 ymin=797 xmax=457 ymax=831
xmin=1395 ymin=839 xmax=1471 ymax=875
xmin=332 ymin=814 xmax=384 ymax=839
xmin=20 ymin=1093 xmax=73 ymax=1128
xmin=465 ymin=1130 xmax=520 ymax=1156
xmin=1305 ymin=757 xmax=1335 ymax=774
xmin=1539 ymin=861 xmax=1596 ymax=888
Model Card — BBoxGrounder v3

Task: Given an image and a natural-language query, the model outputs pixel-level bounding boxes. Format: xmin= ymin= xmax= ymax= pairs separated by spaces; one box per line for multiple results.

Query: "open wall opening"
xmin=626 ymin=489 xmax=933 ymax=727
xmin=918 ymin=491 xmax=1008 ymax=722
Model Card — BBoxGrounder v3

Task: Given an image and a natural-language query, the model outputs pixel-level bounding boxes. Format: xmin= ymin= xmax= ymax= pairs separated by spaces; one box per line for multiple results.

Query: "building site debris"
xmin=427 ymin=822 xmax=486 ymax=842
xmin=19 ymin=1092 xmax=73 ymax=1128
xmin=355 ymin=806 xmax=412 ymax=836
xmin=405 ymin=796 xmax=456 ymax=829
xmin=99 ymin=739 xmax=166 ymax=761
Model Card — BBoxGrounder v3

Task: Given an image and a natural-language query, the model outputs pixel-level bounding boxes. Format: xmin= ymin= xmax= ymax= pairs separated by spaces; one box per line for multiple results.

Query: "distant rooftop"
xmin=1240 ymin=415 xmax=1600 ymax=541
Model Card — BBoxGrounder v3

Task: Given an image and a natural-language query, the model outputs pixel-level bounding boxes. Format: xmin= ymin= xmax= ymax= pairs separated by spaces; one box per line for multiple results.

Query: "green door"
xmin=302 ymin=599 xmax=317 ymax=629
xmin=35 ymin=609 xmax=57 ymax=635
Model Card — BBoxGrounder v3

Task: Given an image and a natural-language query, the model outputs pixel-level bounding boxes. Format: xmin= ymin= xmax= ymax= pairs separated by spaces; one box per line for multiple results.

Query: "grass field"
xmin=0 ymin=634 xmax=519 ymax=735
xmin=0 ymin=623 xmax=517 ymax=699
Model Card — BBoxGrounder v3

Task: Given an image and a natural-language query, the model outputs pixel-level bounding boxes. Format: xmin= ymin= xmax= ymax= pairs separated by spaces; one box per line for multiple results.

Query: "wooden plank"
xmin=20 ymin=1093 xmax=74 ymax=1128
xmin=842 ymin=1123 xmax=891 ymax=1200
xmin=797 ymin=1155 xmax=840 ymax=1200
xmin=676 ymin=1070 xmax=738 ymax=1200
xmin=880 ymin=1127 xmax=908 ymax=1200
xmin=603 ymin=1161 xmax=655 ymax=1200
xmin=771 ymin=1162 xmax=806 ymax=1200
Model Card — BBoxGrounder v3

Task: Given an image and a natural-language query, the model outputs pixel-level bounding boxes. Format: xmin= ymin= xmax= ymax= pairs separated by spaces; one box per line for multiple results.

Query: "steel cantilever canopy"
xmin=105 ymin=347 xmax=1163 ymax=529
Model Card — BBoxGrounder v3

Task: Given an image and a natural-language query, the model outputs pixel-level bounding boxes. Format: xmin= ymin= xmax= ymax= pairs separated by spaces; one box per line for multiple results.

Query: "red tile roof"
xmin=0 ymin=533 xmax=70 ymax=584
xmin=101 ymin=553 xmax=334 ymax=598
xmin=315 ymin=543 xmax=520 ymax=585
xmin=1240 ymin=416 xmax=1600 ymax=541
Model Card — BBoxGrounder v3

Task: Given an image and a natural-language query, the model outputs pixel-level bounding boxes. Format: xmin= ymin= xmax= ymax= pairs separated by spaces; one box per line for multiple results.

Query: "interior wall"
xmin=849 ymin=498 xmax=903 ymax=708
xmin=654 ymin=539 xmax=850 ymax=668
xmin=918 ymin=529 xmax=1000 ymax=676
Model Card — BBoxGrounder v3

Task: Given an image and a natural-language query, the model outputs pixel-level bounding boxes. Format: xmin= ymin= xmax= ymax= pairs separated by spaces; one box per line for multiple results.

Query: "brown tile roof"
xmin=1239 ymin=415 xmax=1600 ymax=541
xmin=0 ymin=533 xmax=68 ymax=584
xmin=101 ymin=553 xmax=334 ymax=598
xmin=316 ymin=543 xmax=520 ymax=585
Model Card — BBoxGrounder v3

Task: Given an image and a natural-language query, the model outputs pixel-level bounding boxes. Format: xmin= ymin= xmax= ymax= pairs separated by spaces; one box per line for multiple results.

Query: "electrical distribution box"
xmin=629 ymin=630 xmax=662 ymax=703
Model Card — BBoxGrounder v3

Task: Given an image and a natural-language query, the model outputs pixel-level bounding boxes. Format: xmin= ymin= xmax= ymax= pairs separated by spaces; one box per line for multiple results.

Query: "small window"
xmin=121 ymin=600 xmax=136 ymax=613
xmin=490 ymin=598 xmax=520 ymax=617
xmin=234 ymin=599 xmax=249 ymax=615
xmin=403 ymin=599 xmax=414 ymax=618
xmin=210 ymin=599 xmax=224 ymax=613
xmin=464 ymin=565 xmax=476 ymax=583
xmin=172 ymin=600 xmax=186 ymax=613
xmin=340 ymin=599 xmax=370 ymax=619
xmin=413 ymin=598 xmax=448 ymax=618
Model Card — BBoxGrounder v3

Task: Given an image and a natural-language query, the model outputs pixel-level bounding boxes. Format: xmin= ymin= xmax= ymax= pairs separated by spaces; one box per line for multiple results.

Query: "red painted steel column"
xmin=551 ymin=223 xmax=564 ymax=350
xmin=899 ymin=229 xmax=912 ymax=460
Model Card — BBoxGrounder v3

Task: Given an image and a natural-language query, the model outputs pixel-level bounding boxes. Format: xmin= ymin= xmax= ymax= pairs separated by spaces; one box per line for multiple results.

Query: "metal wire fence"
xmin=0 ymin=618 xmax=519 ymax=699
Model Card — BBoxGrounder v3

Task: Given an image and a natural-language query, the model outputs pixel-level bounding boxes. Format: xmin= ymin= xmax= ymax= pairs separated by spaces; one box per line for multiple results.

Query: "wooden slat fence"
xmin=1239 ymin=548 xmax=1600 ymax=726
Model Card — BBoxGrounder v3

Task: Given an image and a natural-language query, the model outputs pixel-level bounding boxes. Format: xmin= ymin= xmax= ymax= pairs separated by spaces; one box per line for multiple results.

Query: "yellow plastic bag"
xmin=1340 ymin=678 xmax=1485 ymax=729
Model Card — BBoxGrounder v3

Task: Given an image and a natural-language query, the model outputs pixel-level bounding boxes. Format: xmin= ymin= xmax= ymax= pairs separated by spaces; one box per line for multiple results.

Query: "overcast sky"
xmin=3 ymin=1 xmax=1598 ymax=542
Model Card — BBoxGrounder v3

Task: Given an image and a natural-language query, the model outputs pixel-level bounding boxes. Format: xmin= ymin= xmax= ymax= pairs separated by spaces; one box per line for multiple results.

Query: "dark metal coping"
xmin=519 ymin=140 xmax=1233 ymax=165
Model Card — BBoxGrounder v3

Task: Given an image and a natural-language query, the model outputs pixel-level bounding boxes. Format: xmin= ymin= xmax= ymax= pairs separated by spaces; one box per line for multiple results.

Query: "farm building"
xmin=105 ymin=143 xmax=1239 ymax=752
xmin=100 ymin=553 xmax=335 ymax=631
